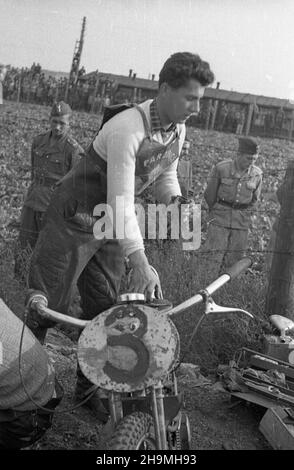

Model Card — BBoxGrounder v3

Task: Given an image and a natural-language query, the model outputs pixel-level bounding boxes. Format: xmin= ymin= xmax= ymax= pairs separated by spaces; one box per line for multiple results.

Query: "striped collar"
xmin=149 ymin=99 xmax=177 ymax=135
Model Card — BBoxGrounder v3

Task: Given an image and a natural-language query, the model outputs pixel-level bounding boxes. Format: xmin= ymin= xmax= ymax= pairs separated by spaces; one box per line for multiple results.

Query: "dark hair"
xmin=159 ymin=52 xmax=215 ymax=88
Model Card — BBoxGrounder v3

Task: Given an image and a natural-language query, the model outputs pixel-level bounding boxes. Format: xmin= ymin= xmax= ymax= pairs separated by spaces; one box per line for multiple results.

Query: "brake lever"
xmin=201 ymin=292 xmax=254 ymax=319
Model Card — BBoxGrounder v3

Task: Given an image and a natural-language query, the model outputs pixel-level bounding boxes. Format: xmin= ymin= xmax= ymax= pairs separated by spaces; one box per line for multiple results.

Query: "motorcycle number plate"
xmin=78 ymin=303 xmax=180 ymax=392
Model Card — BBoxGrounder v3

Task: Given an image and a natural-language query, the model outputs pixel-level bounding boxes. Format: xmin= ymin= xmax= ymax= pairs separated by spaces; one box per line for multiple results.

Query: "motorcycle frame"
xmin=105 ymin=371 xmax=180 ymax=450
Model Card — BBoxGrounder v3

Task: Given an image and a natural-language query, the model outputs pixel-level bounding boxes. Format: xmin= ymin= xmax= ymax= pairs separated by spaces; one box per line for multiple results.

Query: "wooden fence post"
xmin=204 ymin=99 xmax=212 ymax=130
xmin=245 ymin=103 xmax=253 ymax=136
xmin=288 ymin=111 xmax=294 ymax=140
xmin=210 ymin=99 xmax=219 ymax=130
xmin=265 ymin=160 xmax=294 ymax=320
xmin=17 ymin=70 xmax=22 ymax=103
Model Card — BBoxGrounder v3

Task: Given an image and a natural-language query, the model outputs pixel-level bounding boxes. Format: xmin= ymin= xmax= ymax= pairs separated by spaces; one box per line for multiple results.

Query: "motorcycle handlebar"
xmin=35 ymin=304 xmax=89 ymax=328
xmin=167 ymin=257 xmax=252 ymax=316
xmin=222 ymin=257 xmax=252 ymax=281
xmin=32 ymin=257 xmax=252 ymax=327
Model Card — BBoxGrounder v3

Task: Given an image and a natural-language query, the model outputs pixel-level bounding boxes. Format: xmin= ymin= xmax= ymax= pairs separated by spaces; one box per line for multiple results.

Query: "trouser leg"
xmin=75 ymin=239 xmax=124 ymax=418
xmin=201 ymin=223 xmax=230 ymax=282
xmin=0 ymin=379 xmax=63 ymax=449
xmin=27 ymin=193 xmax=125 ymax=419
xmin=77 ymin=239 xmax=125 ymax=320
xmin=15 ymin=207 xmax=44 ymax=280
xmin=222 ymin=228 xmax=249 ymax=269
xmin=18 ymin=207 xmax=44 ymax=250
xmin=27 ymin=205 xmax=104 ymax=342
xmin=27 ymin=204 xmax=125 ymax=417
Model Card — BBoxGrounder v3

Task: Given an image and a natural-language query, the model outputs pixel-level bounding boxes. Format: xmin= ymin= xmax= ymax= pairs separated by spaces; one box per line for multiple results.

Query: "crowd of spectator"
xmin=1 ymin=63 xmax=115 ymax=112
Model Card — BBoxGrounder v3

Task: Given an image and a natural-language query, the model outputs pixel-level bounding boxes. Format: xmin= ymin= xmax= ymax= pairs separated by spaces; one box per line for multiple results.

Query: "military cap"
xmin=238 ymin=137 xmax=259 ymax=154
xmin=50 ymin=101 xmax=72 ymax=117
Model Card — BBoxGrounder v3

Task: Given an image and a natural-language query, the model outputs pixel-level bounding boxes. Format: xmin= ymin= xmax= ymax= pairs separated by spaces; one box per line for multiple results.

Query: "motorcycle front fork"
xmin=151 ymin=372 xmax=178 ymax=450
xmin=108 ymin=391 xmax=123 ymax=430
xmin=151 ymin=383 xmax=167 ymax=449
xmin=107 ymin=373 xmax=178 ymax=450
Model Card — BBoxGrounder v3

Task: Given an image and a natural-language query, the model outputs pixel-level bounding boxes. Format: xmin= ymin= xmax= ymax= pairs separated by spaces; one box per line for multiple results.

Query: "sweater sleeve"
xmin=102 ymin=120 xmax=146 ymax=257
xmin=0 ymin=298 xmax=55 ymax=411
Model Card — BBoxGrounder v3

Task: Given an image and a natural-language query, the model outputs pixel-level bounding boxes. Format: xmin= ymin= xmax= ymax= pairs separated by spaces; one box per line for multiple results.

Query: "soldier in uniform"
xmin=203 ymin=137 xmax=262 ymax=275
xmin=25 ymin=52 xmax=215 ymax=420
xmin=15 ymin=101 xmax=84 ymax=277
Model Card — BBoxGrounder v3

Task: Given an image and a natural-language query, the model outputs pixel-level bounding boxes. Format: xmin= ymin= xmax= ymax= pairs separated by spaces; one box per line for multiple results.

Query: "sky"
xmin=1 ymin=0 xmax=294 ymax=100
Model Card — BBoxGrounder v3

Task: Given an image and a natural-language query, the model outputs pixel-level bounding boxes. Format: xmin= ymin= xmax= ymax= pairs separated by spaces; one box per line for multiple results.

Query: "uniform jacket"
xmin=204 ymin=158 xmax=262 ymax=230
xmin=24 ymin=131 xmax=84 ymax=212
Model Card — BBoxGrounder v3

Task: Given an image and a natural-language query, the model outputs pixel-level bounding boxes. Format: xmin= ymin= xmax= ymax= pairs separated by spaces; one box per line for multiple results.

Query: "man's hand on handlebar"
xmin=26 ymin=291 xmax=48 ymax=311
xmin=128 ymin=250 xmax=162 ymax=301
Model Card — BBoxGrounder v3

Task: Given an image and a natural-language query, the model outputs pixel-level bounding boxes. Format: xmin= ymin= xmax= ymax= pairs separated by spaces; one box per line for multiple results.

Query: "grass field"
xmin=1 ymin=99 xmax=293 ymax=371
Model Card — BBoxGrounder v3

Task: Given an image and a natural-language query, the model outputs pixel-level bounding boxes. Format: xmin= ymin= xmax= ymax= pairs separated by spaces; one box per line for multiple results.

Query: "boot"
xmin=75 ymin=366 xmax=109 ymax=424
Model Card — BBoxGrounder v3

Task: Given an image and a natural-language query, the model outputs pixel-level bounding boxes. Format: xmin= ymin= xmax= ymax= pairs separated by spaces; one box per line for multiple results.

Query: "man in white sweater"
xmin=27 ymin=52 xmax=214 ymax=418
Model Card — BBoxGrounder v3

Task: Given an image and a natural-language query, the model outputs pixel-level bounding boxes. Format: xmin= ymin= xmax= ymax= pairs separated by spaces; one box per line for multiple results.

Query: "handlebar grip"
xmin=223 ymin=257 xmax=252 ymax=280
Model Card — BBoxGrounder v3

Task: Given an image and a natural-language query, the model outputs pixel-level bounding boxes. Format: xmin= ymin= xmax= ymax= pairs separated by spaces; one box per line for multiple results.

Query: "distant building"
xmin=79 ymin=69 xmax=158 ymax=104
xmin=80 ymin=70 xmax=294 ymax=138
xmin=202 ymin=88 xmax=294 ymax=139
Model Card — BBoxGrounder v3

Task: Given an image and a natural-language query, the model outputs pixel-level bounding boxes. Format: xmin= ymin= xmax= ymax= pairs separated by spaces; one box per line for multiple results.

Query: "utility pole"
xmin=266 ymin=160 xmax=294 ymax=321
xmin=65 ymin=16 xmax=86 ymax=103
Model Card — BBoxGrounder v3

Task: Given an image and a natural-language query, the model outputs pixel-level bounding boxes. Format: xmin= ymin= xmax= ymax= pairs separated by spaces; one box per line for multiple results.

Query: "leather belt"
xmin=217 ymin=199 xmax=251 ymax=210
xmin=34 ymin=176 xmax=58 ymax=188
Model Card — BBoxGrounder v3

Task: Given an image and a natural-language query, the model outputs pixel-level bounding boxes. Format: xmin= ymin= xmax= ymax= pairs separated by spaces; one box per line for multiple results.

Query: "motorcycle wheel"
xmin=107 ymin=411 xmax=157 ymax=450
